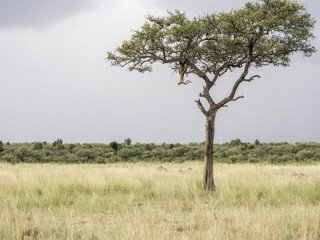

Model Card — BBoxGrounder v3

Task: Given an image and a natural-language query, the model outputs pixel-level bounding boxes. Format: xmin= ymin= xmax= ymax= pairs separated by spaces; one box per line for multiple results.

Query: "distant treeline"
xmin=0 ymin=139 xmax=320 ymax=164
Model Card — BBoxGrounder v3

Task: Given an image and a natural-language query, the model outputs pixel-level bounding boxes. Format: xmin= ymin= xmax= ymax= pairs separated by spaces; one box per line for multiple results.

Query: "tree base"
xmin=203 ymin=180 xmax=215 ymax=192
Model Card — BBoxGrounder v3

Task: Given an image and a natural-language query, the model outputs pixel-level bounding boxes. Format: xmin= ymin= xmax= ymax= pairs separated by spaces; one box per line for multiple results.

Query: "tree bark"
xmin=203 ymin=113 xmax=216 ymax=191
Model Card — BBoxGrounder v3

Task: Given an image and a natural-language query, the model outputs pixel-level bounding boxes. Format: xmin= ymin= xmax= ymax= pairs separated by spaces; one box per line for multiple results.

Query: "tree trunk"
xmin=203 ymin=114 xmax=216 ymax=191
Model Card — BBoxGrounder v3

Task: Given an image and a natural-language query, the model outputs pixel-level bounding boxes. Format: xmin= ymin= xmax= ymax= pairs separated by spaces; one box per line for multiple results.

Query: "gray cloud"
xmin=149 ymin=0 xmax=256 ymax=15
xmin=0 ymin=0 xmax=319 ymax=143
xmin=0 ymin=0 xmax=100 ymax=29
xmin=150 ymin=0 xmax=320 ymax=21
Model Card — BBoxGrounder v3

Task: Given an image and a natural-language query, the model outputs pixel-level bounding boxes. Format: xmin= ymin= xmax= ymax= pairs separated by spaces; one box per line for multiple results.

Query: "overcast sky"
xmin=0 ymin=0 xmax=319 ymax=144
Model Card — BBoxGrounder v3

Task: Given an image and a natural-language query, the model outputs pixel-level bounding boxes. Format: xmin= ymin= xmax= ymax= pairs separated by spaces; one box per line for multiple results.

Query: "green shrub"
xmin=118 ymin=148 xmax=135 ymax=161
xmin=0 ymin=141 xmax=319 ymax=164
xmin=33 ymin=142 xmax=43 ymax=150
xmin=124 ymin=138 xmax=132 ymax=146
xmin=110 ymin=141 xmax=119 ymax=152
xmin=76 ymin=149 xmax=98 ymax=161
xmin=0 ymin=141 xmax=3 ymax=153
xmin=296 ymin=150 xmax=314 ymax=161
xmin=230 ymin=139 xmax=242 ymax=146
xmin=0 ymin=153 xmax=15 ymax=163
xmin=53 ymin=138 xmax=64 ymax=150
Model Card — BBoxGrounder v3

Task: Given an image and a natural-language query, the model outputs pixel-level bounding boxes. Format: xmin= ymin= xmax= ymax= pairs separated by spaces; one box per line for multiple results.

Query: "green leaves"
xmin=107 ymin=0 xmax=315 ymax=76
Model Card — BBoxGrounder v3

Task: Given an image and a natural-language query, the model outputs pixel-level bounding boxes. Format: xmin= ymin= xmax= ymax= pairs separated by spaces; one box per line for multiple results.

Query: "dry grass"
xmin=0 ymin=162 xmax=320 ymax=240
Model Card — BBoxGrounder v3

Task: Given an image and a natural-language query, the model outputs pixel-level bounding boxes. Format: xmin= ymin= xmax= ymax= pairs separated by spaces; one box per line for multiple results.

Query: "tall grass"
xmin=0 ymin=162 xmax=320 ymax=239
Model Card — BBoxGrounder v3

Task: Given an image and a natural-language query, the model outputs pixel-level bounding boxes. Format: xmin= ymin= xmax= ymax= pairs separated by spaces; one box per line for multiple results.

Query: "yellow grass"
xmin=0 ymin=162 xmax=320 ymax=240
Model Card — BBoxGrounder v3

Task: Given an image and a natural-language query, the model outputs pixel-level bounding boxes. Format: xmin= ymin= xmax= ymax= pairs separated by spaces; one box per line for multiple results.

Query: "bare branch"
xmin=232 ymin=95 xmax=244 ymax=101
xmin=243 ymin=74 xmax=261 ymax=82
xmin=211 ymin=73 xmax=219 ymax=85
xmin=216 ymin=43 xmax=254 ymax=108
xmin=195 ymin=99 xmax=207 ymax=115
xmin=216 ymin=62 xmax=250 ymax=108
xmin=218 ymin=96 xmax=245 ymax=108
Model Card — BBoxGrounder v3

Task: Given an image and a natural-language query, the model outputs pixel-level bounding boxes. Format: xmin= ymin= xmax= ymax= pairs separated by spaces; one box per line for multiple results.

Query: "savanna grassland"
xmin=1 ymin=162 xmax=320 ymax=240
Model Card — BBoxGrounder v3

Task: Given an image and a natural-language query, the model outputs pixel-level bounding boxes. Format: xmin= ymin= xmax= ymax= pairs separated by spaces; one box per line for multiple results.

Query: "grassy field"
xmin=0 ymin=162 xmax=320 ymax=240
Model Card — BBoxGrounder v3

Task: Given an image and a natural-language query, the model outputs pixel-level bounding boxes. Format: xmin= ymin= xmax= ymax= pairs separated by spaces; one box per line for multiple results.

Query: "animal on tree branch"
xmin=178 ymin=61 xmax=192 ymax=85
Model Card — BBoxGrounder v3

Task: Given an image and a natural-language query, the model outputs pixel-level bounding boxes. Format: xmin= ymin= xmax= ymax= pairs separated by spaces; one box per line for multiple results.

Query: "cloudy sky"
xmin=0 ymin=0 xmax=319 ymax=144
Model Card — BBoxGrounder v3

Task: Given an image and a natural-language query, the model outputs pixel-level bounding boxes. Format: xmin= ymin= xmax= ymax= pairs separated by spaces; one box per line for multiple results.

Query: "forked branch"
xmin=195 ymin=99 xmax=207 ymax=115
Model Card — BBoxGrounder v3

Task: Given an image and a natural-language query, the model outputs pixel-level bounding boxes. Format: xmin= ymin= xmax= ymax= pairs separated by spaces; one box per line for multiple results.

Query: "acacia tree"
xmin=107 ymin=0 xmax=315 ymax=191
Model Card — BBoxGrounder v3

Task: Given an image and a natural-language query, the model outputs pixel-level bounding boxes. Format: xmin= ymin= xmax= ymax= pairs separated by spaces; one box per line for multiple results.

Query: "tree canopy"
xmin=108 ymin=0 xmax=314 ymax=76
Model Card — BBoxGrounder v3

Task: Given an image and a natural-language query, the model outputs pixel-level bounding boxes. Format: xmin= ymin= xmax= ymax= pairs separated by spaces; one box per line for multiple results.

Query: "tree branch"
xmin=187 ymin=61 xmax=211 ymax=85
xmin=243 ymin=74 xmax=261 ymax=82
xmin=202 ymin=85 xmax=216 ymax=109
xmin=216 ymin=43 xmax=254 ymax=108
xmin=232 ymin=95 xmax=245 ymax=101
xmin=218 ymin=96 xmax=245 ymax=108
xmin=195 ymin=99 xmax=207 ymax=115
